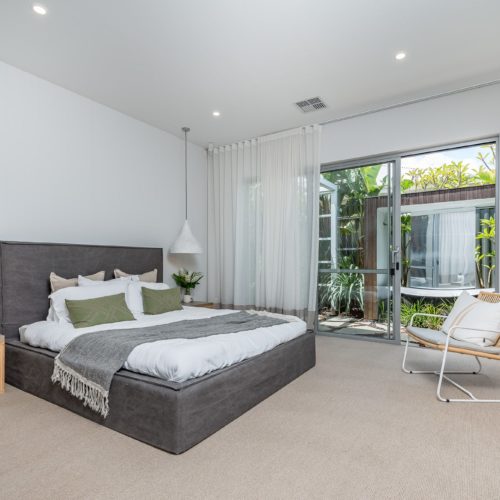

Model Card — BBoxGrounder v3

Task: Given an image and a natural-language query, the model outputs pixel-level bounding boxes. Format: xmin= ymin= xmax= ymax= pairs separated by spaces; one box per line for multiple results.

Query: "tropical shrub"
xmin=401 ymin=160 xmax=495 ymax=193
xmin=322 ymin=164 xmax=385 ymax=269
xmin=400 ymin=213 xmax=412 ymax=287
xmin=475 ymin=216 xmax=496 ymax=288
xmin=320 ymin=266 xmax=364 ymax=316
xmin=400 ymin=299 xmax=453 ymax=330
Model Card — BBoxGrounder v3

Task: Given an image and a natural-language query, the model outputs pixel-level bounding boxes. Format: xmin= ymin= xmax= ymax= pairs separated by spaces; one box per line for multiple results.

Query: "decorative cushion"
xmin=49 ymin=280 xmax=129 ymax=324
xmin=127 ymin=281 xmax=170 ymax=317
xmin=50 ymin=271 xmax=105 ymax=292
xmin=114 ymin=268 xmax=157 ymax=283
xmin=65 ymin=293 xmax=135 ymax=329
xmin=442 ymin=291 xmax=500 ymax=347
xmin=142 ymin=287 xmax=182 ymax=315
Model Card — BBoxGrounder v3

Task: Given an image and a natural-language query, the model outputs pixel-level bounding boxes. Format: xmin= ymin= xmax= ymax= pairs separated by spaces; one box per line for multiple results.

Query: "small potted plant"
xmin=172 ymin=269 xmax=204 ymax=303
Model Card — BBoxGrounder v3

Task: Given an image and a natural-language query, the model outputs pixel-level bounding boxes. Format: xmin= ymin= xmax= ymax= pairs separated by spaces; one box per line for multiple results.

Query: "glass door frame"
xmin=319 ymin=157 xmax=402 ymax=344
xmin=320 ymin=135 xmax=500 ymax=344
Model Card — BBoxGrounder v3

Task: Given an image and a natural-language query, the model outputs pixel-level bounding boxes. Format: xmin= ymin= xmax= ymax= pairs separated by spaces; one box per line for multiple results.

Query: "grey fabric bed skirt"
xmin=6 ymin=332 xmax=315 ymax=454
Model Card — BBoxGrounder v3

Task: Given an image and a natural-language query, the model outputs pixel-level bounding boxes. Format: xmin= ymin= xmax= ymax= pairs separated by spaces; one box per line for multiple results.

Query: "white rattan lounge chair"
xmin=402 ymin=291 xmax=500 ymax=403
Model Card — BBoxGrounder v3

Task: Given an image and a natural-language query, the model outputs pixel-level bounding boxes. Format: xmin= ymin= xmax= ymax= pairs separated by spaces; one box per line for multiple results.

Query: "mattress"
xmin=20 ymin=306 xmax=307 ymax=383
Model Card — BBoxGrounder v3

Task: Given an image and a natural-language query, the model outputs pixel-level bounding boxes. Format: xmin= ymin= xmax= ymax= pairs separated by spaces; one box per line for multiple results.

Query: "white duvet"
xmin=20 ymin=307 xmax=307 ymax=383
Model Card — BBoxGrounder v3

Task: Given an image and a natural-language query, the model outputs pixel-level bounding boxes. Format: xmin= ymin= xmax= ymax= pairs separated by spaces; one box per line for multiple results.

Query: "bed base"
xmin=6 ymin=332 xmax=315 ymax=454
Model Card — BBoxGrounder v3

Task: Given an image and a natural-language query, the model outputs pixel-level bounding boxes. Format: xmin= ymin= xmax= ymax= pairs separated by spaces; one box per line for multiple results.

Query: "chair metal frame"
xmin=402 ymin=312 xmax=500 ymax=403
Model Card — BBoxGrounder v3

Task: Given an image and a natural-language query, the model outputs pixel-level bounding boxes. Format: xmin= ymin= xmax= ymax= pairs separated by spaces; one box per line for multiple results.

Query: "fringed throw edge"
xmin=51 ymin=357 xmax=110 ymax=418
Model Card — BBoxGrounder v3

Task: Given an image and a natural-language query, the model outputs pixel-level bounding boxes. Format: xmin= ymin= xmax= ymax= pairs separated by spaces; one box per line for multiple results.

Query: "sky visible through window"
xmin=402 ymin=143 xmax=496 ymax=180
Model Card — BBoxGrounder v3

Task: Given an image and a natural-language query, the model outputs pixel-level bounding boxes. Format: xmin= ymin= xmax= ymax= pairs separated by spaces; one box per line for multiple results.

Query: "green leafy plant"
xmin=322 ymin=165 xmax=385 ymax=269
xmin=401 ymin=159 xmax=496 ymax=194
xmin=320 ymin=267 xmax=364 ymax=316
xmin=171 ymin=269 xmax=204 ymax=294
xmin=477 ymin=143 xmax=496 ymax=175
xmin=400 ymin=213 xmax=412 ymax=287
xmin=400 ymin=299 xmax=453 ymax=330
xmin=475 ymin=216 xmax=496 ymax=288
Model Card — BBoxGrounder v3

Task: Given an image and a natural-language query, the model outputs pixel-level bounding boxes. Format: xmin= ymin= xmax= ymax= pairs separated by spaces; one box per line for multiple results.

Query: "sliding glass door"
xmin=318 ymin=161 xmax=401 ymax=341
xmin=318 ymin=138 xmax=498 ymax=343
xmin=397 ymin=141 xmax=497 ymax=340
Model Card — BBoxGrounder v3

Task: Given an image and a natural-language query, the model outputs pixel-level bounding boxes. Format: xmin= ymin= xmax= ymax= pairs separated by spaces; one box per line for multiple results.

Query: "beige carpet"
xmin=2 ymin=337 xmax=500 ymax=500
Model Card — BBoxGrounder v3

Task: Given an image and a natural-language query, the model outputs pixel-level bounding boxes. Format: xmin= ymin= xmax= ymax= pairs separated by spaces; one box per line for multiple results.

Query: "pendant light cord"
xmin=182 ymin=127 xmax=190 ymax=220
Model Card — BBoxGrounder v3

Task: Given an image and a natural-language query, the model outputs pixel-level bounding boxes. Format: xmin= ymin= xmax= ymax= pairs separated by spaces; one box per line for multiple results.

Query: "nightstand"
xmin=187 ymin=301 xmax=215 ymax=308
xmin=0 ymin=334 xmax=4 ymax=394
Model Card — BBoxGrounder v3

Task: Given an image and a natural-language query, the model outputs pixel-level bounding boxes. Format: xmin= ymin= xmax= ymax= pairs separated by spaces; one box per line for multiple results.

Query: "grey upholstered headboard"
xmin=0 ymin=241 xmax=163 ymax=339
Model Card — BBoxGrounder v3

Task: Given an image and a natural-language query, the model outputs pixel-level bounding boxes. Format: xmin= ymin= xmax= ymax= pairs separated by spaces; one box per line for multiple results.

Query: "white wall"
xmin=0 ymin=61 xmax=208 ymax=300
xmin=321 ymin=83 xmax=500 ymax=164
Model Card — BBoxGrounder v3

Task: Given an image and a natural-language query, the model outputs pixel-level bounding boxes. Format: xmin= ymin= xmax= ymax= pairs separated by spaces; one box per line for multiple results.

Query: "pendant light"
xmin=169 ymin=127 xmax=203 ymax=254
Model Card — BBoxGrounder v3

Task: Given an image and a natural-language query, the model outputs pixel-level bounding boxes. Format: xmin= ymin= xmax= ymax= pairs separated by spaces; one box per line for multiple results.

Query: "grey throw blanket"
xmin=52 ymin=311 xmax=287 ymax=417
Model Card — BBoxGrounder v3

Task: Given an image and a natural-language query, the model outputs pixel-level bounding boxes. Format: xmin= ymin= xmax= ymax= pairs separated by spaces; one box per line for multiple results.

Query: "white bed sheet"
xmin=19 ymin=307 xmax=307 ymax=383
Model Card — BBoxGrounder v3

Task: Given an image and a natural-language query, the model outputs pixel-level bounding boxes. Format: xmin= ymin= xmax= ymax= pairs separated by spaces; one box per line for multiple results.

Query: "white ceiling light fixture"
xmin=395 ymin=51 xmax=407 ymax=61
xmin=212 ymin=110 xmax=221 ymax=117
xmin=170 ymin=127 xmax=203 ymax=254
xmin=32 ymin=4 xmax=47 ymax=15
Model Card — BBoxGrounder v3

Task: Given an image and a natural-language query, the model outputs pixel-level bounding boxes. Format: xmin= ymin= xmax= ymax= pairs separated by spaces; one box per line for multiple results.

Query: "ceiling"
xmin=1 ymin=0 xmax=500 ymax=146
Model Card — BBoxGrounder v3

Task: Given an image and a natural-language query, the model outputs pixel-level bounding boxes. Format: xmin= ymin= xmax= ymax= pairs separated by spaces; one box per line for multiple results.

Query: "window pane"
xmin=319 ymin=192 xmax=331 ymax=215
xmin=319 ymin=240 xmax=332 ymax=262
xmin=319 ymin=217 xmax=331 ymax=238
xmin=402 ymin=142 xmax=496 ymax=291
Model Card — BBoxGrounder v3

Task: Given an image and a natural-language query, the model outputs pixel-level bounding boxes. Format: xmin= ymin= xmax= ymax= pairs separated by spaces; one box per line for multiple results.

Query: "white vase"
xmin=183 ymin=294 xmax=193 ymax=304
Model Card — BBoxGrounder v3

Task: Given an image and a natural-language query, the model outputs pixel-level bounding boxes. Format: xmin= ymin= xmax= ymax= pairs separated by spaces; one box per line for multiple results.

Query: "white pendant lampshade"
xmin=170 ymin=219 xmax=203 ymax=254
xmin=170 ymin=127 xmax=203 ymax=254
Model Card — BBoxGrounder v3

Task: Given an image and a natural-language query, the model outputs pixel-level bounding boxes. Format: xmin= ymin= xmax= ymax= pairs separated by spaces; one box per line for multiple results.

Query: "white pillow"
xmin=49 ymin=280 xmax=129 ymax=324
xmin=442 ymin=291 xmax=500 ymax=347
xmin=127 ymin=281 xmax=170 ymax=318
xmin=114 ymin=268 xmax=157 ymax=283
xmin=46 ymin=305 xmax=59 ymax=322
xmin=49 ymin=270 xmax=105 ymax=292
xmin=77 ymin=275 xmax=132 ymax=286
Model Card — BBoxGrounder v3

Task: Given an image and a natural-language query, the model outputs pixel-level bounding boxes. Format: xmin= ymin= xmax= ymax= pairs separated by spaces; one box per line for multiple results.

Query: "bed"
xmin=1 ymin=241 xmax=316 ymax=454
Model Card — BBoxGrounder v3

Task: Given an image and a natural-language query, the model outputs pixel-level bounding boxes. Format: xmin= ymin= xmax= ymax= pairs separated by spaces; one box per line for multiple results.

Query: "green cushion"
xmin=65 ymin=293 xmax=135 ymax=329
xmin=142 ymin=287 xmax=182 ymax=315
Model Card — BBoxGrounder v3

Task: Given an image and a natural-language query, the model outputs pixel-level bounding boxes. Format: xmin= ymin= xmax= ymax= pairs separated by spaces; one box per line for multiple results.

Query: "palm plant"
xmin=320 ymin=266 xmax=364 ymax=316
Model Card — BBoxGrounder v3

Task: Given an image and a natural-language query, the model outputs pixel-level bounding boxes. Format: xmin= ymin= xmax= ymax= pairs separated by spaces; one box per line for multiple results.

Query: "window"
xmin=401 ymin=142 xmax=496 ymax=291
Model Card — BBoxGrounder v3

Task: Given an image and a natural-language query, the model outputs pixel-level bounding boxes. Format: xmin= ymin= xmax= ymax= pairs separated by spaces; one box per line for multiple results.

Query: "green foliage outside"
xmin=400 ymin=299 xmax=453 ymax=330
xmin=401 ymin=144 xmax=496 ymax=193
xmin=320 ymin=144 xmax=496 ymax=320
xmin=319 ymin=265 xmax=364 ymax=316
xmin=475 ymin=216 xmax=496 ymax=288
xmin=400 ymin=213 xmax=412 ymax=287
xmin=321 ymin=164 xmax=385 ymax=270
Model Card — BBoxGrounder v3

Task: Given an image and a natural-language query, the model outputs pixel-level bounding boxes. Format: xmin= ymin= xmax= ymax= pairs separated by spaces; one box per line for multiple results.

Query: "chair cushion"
xmin=407 ymin=326 xmax=500 ymax=355
xmin=442 ymin=291 xmax=500 ymax=347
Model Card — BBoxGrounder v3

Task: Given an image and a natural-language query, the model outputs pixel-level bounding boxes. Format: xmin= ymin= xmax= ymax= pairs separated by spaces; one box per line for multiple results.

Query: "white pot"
xmin=183 ymin=294 xmax=193 ymax=303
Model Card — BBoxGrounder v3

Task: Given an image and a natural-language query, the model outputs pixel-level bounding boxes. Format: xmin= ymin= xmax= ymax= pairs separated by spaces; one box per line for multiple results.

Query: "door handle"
xmin=392 ymin=247 xmax=400 ymax=273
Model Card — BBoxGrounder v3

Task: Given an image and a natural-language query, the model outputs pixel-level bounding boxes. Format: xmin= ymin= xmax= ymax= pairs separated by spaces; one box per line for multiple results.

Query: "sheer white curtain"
xmin=438 ymin=210 xmax=476 ymax=286
xmin=207 ymin=125 xmax=321 ymax=326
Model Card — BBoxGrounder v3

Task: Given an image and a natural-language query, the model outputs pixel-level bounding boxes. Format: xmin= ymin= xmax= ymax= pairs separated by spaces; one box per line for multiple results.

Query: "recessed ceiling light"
xmin=395 ymin=52 xmax=406 ymax=61
xmin=212 ymin=111 xmax=221 ymax=117
xmin=33 ymin=4 xmax=47 ymax=15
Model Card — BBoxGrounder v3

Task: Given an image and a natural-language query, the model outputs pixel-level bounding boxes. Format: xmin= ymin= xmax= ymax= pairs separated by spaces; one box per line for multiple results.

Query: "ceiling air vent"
xmin=295 ymin=97 xmax=327 ymax=113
